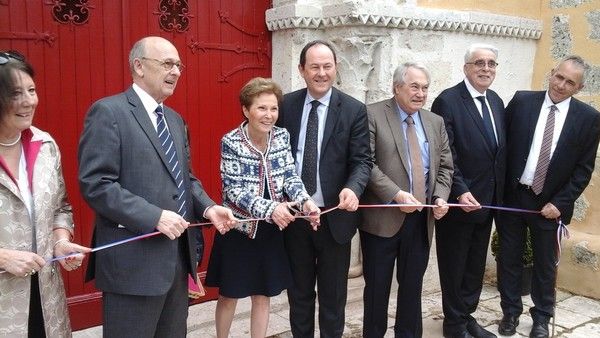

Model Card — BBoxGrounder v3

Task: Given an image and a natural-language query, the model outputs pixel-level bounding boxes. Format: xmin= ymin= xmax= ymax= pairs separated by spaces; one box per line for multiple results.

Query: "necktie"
xmin=476 ymin=96 xmax=497 ymax=150
xmin=156 ymin=106 xmax=187 ymax=218
xmin=302 ymin=100 xmax=320 ymax=195
xmin=405 ymin=115 xmax=426 ymax=206
xmin=531 ymin=105 xmax=557 ymax=195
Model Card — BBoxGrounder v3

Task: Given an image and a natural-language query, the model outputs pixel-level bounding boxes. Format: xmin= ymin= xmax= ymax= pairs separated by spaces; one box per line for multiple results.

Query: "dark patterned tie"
xmin=476 ymin=96 xmax=497 ymax=150
xmin=405 ymin=115 xmax=426 ymax=206
xmin=531 ymin=105 xmax=557 ymax=195
xmin=302 ymin=100 xmax=320 ymax=195
xmin=156 ymin=106 xmax=187 ymax=217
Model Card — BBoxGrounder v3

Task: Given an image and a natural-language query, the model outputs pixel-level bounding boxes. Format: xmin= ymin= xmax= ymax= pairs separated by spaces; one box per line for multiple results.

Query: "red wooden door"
xmin=1 ymin=0 xmax=271 ymax=330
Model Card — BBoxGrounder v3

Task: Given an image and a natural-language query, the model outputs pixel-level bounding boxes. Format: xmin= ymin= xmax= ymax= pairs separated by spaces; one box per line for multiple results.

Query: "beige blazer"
xmin=0 ymin=127 xmax=73 ymax=337
xmin=360 ymin=98 xmax=453 ymax=243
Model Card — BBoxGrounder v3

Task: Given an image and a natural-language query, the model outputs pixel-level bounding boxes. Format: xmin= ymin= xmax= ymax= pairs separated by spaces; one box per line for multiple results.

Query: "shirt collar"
xmin=132 ymin=83 xmax=162 ymax=114
xmin=464 ymin=78 xmax=487 ymax=98
xmin=304 ymin=88 xmax=332 ymax=108
xmin=543 ymin=91 xmax=571 ymax=114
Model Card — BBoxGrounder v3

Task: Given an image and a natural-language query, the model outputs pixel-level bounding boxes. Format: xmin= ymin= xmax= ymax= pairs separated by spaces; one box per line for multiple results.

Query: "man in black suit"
xmin=277 ymin=40 xmax=372 ymax=337
xmin=78 ymin=36 xmax=235 ymax=337
xmin=497 ymin=55 xmax=600 ymax=338
xmin=431 ymin=43 xmax=505 ymax=338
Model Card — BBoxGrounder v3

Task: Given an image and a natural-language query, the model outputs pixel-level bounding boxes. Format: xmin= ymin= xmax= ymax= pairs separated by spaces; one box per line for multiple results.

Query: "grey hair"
xmin=558 ymin=55 xmax=590 ymax=85
xmin=464 ymin=43 xmax=499 ymax=63
xmin=392 ymin=62 xmax=431 ymax=93
xmin=128 ymin=38 xmax=147 ymax=73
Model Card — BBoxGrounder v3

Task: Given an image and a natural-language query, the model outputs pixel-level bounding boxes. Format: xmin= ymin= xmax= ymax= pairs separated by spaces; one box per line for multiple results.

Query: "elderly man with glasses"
xmin=431 ymin=43 xmax=506 ymax=338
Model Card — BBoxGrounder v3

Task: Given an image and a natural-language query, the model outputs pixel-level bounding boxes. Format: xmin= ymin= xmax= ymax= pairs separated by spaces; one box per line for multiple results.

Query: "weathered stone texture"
xmin=571 ymin=241 xmax=599 ymax=270
xmin=552 ymin=14 xmax=572 ymax=59
xmin=550 ymin=0 xmax=591 ymax=8
xmin=582 ymin=64 xmax=600 ymax=95
xmin=587 ymin=10 xmax=600 ymax=40
xmin=572 ymin=195 xmax=589 ymax=222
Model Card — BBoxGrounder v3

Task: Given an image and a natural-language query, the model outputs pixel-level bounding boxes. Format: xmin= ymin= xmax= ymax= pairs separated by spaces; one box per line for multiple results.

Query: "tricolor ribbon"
xmin=0 ymin=203 xmax=557 ymax=274
xmin=555 ymin=218 xmax=570 ymax=266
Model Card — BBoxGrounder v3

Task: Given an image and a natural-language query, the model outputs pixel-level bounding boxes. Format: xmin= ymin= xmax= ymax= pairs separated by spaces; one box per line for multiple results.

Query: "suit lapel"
xmin=126 ymin=88 xmax=175 ymax=183
xmin=287 ymin=89 xmax=306 ymax=157
xmin=386 ymin=98 xmax=411 ymax=172
xmin=526 ymin=92 xmax=546 ymax=149
xmin=321 ymin=88 xmax=340 ymax=153
xmin=550 ymin=99 xmax=581 ymax=168
xmin=459 ymin=83 xmax=494 ymax=154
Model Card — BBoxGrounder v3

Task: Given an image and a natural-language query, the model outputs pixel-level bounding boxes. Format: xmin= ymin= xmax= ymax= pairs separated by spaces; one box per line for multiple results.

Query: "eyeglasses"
xmin=0 ymin=51 xmax=25 ymax=65
xmin=140 ymin=57 xmax=184 ymax=72
xmin=466 ymin=60 xmax=498 ymax=69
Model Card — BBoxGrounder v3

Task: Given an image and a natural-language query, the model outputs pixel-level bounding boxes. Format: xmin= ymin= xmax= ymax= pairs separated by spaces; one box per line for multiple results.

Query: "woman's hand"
xmin=271 ymin=203 xmax=296 ymax=229
xmin=53 ymin=240 xmax=91 ymax=272
xmin=302 ymin=200 xmax=321 ymax=231
xmin=0 ymin=248 xmax=46 ymax=278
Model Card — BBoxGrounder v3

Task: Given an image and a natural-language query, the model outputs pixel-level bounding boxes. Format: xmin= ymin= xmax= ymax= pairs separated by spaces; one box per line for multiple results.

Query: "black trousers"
xmin=497 ymin=186 xmax=558 ymax=323
xmin=284 ymin=217 xmax=351 ymax=338
xmin=102 ymin=251 xmax=188 ymax=338
xmin=360 ymin=211 xmax=429 ymax=338
xmin=435 ymin=214 xmax=493 ymax=335
xmin=28 ymin=274 xmax=46 ymax=338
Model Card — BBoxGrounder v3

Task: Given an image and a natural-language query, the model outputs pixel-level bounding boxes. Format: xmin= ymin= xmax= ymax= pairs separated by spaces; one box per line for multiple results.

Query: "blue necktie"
xmin=476 ymin=96 xmax=497 ymax=151
xmin=156 ymin=106 xmax=187 ymax=218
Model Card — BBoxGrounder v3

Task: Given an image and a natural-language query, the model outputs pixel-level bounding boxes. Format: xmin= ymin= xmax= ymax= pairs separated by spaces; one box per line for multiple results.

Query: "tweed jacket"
xmin=0 ymin=127 xmax=74 ymax=337
xmin=221 ymin=123 xmax=311 ymax=238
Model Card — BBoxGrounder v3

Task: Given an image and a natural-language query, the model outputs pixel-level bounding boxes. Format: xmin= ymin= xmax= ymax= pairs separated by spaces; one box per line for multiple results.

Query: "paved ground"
xmin=74 ymin=273 xmax=600 ymax=337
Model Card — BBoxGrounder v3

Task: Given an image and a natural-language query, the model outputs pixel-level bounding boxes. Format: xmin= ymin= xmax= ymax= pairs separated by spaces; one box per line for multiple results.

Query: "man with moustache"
xmin=360 ymin=62 xmax=453 ymax=337
xmin=431 ymin=44 xmax=505 ymax=338
xmin=78 ymin=36 xmax=236 ymax=337
xmin=497 ymin=55 xmax=600 ymax=338
xmin=277 ymin=40 xmax=372 ymax=337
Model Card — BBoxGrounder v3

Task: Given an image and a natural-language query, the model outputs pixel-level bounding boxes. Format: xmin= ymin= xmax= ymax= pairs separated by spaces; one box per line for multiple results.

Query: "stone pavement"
xmin=74 ymin=275 xmax=600 ymax=337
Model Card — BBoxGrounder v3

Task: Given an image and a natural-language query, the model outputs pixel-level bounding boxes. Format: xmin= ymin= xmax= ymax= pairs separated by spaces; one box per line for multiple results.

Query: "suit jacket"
xmin=431 ymin=81 xmax=506 ymax=224
xmin=78 ymin=87 xmax=215 ymax=296
xmin=360 ymin=98 xmax=453 ymax=243
xmin=505 ymin=90 xmax=600 ymax=225
xmin=277 ymin=87 xmax=372 ymax=244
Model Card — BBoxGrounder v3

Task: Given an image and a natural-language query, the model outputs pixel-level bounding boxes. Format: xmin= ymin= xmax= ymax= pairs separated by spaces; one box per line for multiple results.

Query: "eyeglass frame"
xmin=465 ymin=60 xmax=499 ymax=69
xmin=140 ymin=57 xmax=185 ymax=72
xmin=0 ymin=51 xmax=26 ymax=65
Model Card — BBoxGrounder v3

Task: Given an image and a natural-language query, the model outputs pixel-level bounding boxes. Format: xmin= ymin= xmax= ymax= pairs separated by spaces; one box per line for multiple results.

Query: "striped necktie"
xmin=156 ymin=106 xmax=187 ymax=218
xmin=531 ymin=105 xmax=557 ymax=195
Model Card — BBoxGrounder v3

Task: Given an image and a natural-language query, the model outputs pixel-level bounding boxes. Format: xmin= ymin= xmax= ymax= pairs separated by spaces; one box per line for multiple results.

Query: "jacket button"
xmin=172 ymin=194 xmax=178 ymax=200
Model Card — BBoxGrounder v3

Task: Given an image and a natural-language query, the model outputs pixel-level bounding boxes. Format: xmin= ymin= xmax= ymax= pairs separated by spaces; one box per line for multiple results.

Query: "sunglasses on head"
xmin=0 ymin=51 xmax=26 ymax=65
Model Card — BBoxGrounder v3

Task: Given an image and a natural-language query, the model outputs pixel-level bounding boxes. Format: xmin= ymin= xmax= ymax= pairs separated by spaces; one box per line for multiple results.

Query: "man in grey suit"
xmin=360 ymin=62 xmax=453 ymax=337
xmin=78 ymin=36 xmax=235 ymax=337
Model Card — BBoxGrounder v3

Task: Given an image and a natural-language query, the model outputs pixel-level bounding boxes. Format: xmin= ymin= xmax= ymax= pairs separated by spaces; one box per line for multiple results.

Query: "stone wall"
xmin=267 ymin=0 xmax=542 ymax=281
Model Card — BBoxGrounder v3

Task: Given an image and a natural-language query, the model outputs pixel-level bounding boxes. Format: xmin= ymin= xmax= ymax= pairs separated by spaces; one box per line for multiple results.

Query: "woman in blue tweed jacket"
xmin=206 ymin=77 xmax=320 ymax=338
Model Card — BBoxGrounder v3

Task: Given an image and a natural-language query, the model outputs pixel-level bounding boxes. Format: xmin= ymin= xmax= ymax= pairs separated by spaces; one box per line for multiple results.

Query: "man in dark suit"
xmin=360 ymin=62 xmax=453 ymax=338
xmin=431 ymin=43 xmax=505 ymax=338
xmin=78 ymin=36 xmax=235 ymax=337
xmin=497 ymin=55 xmax=600 ymax=338
xmin=277 ymin=40 xmax=372 ymax=337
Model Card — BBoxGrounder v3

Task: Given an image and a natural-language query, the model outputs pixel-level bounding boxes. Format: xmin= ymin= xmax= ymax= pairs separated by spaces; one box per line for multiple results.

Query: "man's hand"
xmin=338 ymin=188 xmax=359 ymax=211
xmin=457 ymin=192 xmax=481 ymax=212
xmin=433 ymin=198 xmax=449 ymax=220
xmin=540 ymin=202 xmax=561 ymax=220
xmin=302 ymin=200 xmax=321 ymax=231
xmin=156 ymin=210 xmax=189 ymax=239
xmin=205 ymin=205 xmax=238 ymax=234
xmin=393 ymin=190 xmax=422 ymax=213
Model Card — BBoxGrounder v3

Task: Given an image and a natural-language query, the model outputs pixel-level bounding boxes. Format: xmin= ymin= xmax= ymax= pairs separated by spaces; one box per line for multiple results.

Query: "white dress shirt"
xmin=520 ymin=92 xmax=571 ymax=185
xmin=464 ymin=79 xmax=498 ymax=143
xmin=295 ymin=88 xmax=332 ymax=207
